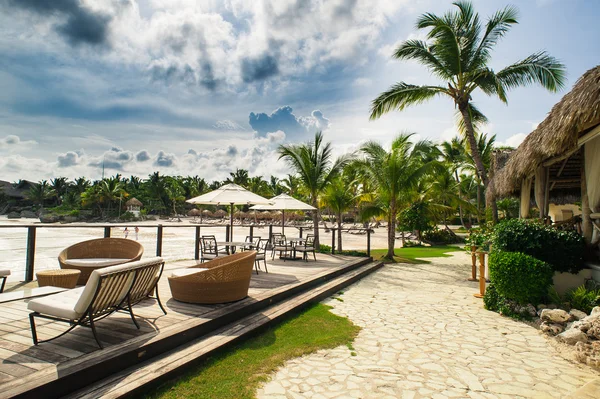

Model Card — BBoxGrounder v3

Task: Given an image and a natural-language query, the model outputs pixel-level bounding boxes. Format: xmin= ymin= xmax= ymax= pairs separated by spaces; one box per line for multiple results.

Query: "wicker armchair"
xmin=168 ymin=251 xmax=257 ymax=304
xmin=59 ymin=238 xmax=144 ymax=285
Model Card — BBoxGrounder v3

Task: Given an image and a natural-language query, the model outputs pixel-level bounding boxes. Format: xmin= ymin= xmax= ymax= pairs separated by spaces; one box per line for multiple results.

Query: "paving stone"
xmin=257 ymin=252 xmax=599 ymax=399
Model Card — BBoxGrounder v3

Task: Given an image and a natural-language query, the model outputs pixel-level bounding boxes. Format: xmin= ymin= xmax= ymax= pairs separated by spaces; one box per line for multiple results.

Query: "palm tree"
xmin=247 ymin=176 xmax=271 ymax=197
xmin=322 ymin=177 xmax=356 ymax=251
xmin=73 ymin=177 xmax=90 ymax=195
xmin=463 ymin=133 xmax=496 ymax=221
xmin=227 ymin=168 xmax=249 ymax=187
xmin=370 ymin=1 xmax=565 ymax=222
xmin=28 ymin=180 xmax=54 ymax=209
xmin=50 ymin=177 xmax=69 ymax=205
xmin=98 ymin=178 xmax=126 ymax=214
xmin=356 ymin=134 xmax=436 ymax=260
xmin=440 ymin=137 xmax=467 ymax=225
xmin=278 ymin=132 xmax=350 ymax=246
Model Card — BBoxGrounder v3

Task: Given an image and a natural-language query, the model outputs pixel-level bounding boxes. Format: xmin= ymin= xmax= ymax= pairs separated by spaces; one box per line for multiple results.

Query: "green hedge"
xmin=489 ymin=251 xmax=553 ymax=305
xmin=492 ymin=219 xmax=584 ymax=274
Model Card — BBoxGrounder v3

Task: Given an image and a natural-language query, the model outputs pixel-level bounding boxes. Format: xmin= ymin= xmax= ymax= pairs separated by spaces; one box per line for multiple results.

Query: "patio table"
xmin=216 ymin=241 xmax=248 ymax=254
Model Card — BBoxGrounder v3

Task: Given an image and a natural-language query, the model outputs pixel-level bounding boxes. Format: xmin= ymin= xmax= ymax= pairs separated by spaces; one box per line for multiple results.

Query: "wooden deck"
xmin=0 ymin=254 xmax=372 ymax=399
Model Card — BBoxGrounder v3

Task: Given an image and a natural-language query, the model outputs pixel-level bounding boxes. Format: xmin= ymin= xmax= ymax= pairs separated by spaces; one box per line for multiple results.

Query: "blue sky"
xmin=0 ymin=0 xmax=598 ymax=182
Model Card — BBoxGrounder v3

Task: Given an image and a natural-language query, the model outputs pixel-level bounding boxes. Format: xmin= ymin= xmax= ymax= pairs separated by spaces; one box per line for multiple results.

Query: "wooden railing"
xmin=0 ymin=223 xmax=372 ymax=281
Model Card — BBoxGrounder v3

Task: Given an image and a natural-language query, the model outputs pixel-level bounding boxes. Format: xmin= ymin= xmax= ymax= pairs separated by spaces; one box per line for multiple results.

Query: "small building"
xmin=125 ymin=198 xmax=143 ymax=217
xmin=489 ymin=65 xmax=600 ymax=267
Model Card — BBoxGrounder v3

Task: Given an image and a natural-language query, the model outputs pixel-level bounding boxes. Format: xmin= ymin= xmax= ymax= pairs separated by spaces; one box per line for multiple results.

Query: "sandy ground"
xmin=0 ymin=216 xmax=388 ymax=283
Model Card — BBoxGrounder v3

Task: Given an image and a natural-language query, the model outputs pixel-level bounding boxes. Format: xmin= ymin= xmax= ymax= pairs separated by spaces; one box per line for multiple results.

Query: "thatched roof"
xmin=126 ymin=197 xmax=143 ymax=207
xmin=188 ymin=208 xmax=201 ymax=216
xmin=491 ymin=65 xmax=600 ymax=197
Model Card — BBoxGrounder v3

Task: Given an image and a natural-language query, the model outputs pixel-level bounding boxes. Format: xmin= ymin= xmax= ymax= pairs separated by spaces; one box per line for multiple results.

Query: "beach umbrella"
xmin=188 ymin=209 xmax=201 ymax=217
xmin=202 ymin=209 xmax=213 ymax=217
xmin=214 ymin=209 xmax=227 ymax=218
xmin=187 ymin=183 xmax=272 ymax=239
xmin=251 ymin=193 xmax=316 ymax=234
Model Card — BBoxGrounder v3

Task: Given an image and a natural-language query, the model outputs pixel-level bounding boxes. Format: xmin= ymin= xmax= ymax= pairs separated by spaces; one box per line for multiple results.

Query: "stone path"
xmin=257 ymin=252 xmax=599 ymax=399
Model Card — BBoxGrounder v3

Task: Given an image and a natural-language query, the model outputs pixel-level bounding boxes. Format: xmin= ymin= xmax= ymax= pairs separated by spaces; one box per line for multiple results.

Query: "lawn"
xmin=370 ymin=245 xmax=461 ymax=264
xmin=143 ymin=303 xmax=359 ymax=399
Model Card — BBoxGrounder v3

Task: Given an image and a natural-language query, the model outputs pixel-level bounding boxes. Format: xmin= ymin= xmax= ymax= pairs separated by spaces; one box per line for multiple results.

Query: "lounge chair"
xmin=28 ymin=257 xmax=165 ymax=349
xmin=59 ymin=238 xmax=144 ymax=285
xmin=168 ymin=251 xmax=256 ymax=304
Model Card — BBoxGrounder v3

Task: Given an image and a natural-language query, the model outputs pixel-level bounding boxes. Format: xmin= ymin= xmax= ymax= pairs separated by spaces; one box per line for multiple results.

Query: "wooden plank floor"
xmin=0 ymin=253 xmax=358 ymax=398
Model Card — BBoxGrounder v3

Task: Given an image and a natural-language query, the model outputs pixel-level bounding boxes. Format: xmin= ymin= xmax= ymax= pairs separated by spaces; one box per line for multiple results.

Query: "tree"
xmin=247 ymin=176 xmax=271 ymax=197
xmin=50 ymin=177 xmax=69 ymax=205
xmin=226 ymin=168 xmax=249 ymax=187
xmin=73 ymin=177 xmax=91 ymax=195
xmin=28 ymin=180 xmax=54 ymax=209
xmin=322 ymin=177 xmax=356 ymax=251
xmin=356 ymin=134 xmax=436 ymax=259
xmin=278 ymin=132 xmax=350 ymax=246
xmin=370 ymin=1 xmax=565 ymax=222
xmin=440 ymin=137 xmax=467 ymax=225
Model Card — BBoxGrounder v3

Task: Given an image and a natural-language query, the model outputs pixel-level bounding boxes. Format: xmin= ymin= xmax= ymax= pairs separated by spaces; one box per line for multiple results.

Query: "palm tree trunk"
xmin=459 ymin=103 xmax=498 ymax=223
xmin=454 ymin=170 xmax=465 ymax=227
xmin=337 ymin=211 xmax=342 ymax=251
xmin=387 ymin=202 xmax=396 ymax=259
xmin=476 ymin=184 xmax=482 ymax=224
xmin=311 ymin=197 xmax=320 ymax=248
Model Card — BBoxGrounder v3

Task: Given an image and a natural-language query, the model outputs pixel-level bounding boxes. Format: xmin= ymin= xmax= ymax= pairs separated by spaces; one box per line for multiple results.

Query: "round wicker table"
xmin=36 ymin=269 xmax=81 ymax=288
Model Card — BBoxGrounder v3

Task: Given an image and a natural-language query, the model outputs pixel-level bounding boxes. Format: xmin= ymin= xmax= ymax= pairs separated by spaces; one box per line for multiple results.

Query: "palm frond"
xmin=370 ymin=83 xmax=448 ymax=119
xmin=394 ymin=40 xmax=452 ymax=80
xmin=497 ymin=51 xmax=566 ymax=92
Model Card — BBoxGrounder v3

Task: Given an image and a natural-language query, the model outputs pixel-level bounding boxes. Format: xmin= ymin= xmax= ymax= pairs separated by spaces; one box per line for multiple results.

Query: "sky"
xmin=0 ymin=0 xmax=599 ymax=183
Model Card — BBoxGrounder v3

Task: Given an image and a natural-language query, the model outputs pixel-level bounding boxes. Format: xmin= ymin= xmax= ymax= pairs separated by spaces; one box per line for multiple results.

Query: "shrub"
xmin=119 ymin=211 xmax=135 ymax=221
xmin=464 ymin=222 xmax=494 ymax=251
xmin=318 ymin=244 xmax=332 ymax=253
xmin=423 ymin=228 xmax=463 ymax=244
xmin=483 ymin=284 xmax=501 ymax=311
xmin=492 ymin=218 xmax=584 ymax=274
xmin=489 ymin=251 xmax=553 ymax=305
xmin=565 ymin=285 xmax=600 ymax=314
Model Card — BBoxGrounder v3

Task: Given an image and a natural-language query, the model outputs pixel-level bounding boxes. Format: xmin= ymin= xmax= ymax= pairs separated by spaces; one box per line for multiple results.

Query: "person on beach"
xmin=134 ymin=226 xmax=139 ymax=240
xmin=124 ymin=227 xmax=129 ymax=238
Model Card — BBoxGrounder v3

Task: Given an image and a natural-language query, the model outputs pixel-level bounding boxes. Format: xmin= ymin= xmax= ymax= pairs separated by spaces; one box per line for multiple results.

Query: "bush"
xmin=423 ymin=228 xmax=463 ymax=244
xmin=565 ymin=285 xmax=600 ymax=314
xmin=489 ymin=251 xmax=553 ymax=305
xmin=483 ymin=284 xmax=501 ymax=311
xmin=318 ymin=244 xmax=332 ymax=253
xmin=492 ymin=219 xmax=584 ymax=274
xmin=119 ymin=211 xmax=135 ymax=221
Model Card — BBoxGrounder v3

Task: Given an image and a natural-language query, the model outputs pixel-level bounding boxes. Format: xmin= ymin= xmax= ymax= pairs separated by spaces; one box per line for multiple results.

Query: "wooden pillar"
xmin=268 ymin=224 xmax=273 ymax=240
xmin=474 ymin=252 xmax=487 ymax=298
xmin=469 ymin=245 xmax=477 ymax=281
xmin=544 ymin=167 xmax=550 ymax=219
xmin=25 ymin=227 xmax=36 ymax=282
xmin=104 ymin=227 xmax=111 ymax=238
xmin=194 ymin=226 xmax=201 ymax=260
xmin=582 ymin=149 xmax=593 ymax=243
xmin=331 ymin=228 xmax=336 ymax=254
xmin=156 ymin=225 xmax=163 ymax=256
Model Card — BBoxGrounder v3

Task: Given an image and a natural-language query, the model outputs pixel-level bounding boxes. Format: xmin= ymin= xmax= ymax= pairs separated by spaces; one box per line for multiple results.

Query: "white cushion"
xmin=170 ymin=268 xmax=208 ymax=278
xmin=0 ymin=269 xmax=10 ymax=276
xmin=28 ymin=287 xmax=86 ymax=320
xmin=256 ymin=253 xmax=265 ymax=260
xmin=63 ymin=258 xmax=130 ymax=267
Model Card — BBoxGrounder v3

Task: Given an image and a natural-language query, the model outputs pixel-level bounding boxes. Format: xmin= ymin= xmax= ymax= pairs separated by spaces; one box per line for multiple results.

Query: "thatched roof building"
xmin=125 ymin=198 xmax=143 ymax=207
xmin=489 ymin=65 xmax=600 ymax=247
xmin=491 ymin=66 xmax=600 ymax=198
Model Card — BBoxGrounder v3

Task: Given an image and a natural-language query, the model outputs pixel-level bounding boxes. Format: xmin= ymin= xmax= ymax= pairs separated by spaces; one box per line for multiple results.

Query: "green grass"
xmin=143 ymin=304 xmax=360 ymax=399
xmin=370 ymin=245 xmax=460 ymax=264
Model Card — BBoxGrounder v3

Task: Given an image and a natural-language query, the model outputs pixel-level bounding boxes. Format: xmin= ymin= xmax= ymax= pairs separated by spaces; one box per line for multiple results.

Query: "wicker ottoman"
xmin=36 ymin=269 xmax=81 ymax=289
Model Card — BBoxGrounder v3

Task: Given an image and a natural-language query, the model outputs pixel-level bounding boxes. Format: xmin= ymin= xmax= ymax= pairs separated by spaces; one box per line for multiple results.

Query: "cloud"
xmin=498 ymin=133 xmax=528 ymax=148
xmin=57 ymin=150 xmax=84 ymax=167
xmin=249 ymin=106 xmax=330 ymax=138
xmin=135 ymin=150 xmax=151 ymax=162
xmin=226 ymin=145 xmax=238 ymax=157
xmin=88 ymin=146 xmax=134 ymax=170
xmin=0 ymin=135 xmax=37 ymax=149
xmin=213 ymin=120 xmax=246 ymax=131
xmin=240 ymin=54 xmax=279 ymax=83
xmin=6 ymin=0 xmax=111 ymax=47
xmin=154 ymin=151 xmax=175 ymax=167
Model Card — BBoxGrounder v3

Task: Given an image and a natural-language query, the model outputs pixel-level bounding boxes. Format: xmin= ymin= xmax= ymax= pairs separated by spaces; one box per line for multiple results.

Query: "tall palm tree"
xmin=28 ymin=180 xmax=54 ymax=209
xmin=50 ymin=177 xmax=69 ymax=205
xmin=370 ymin=1 xmax=565 ymax=222
xmin=356 ymin=134 xmax=436 ymax=259
xmin=227 ymin=168 xmax=249 ymax=187
xmin=440 ymin=137 xmax=467 ymax=225
xmin=463 ymin=133 xmax=496 ymax=221
xmin=322 ymin=177 xmax=356 ymax=251
xmin=278 ymin=132 xmax=350 ymax=246
xmin=73 ymin=177 xmax=91 ymax=195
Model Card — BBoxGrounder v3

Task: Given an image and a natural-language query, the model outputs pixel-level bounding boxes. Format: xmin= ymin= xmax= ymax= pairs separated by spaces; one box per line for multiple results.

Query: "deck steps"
xmin=66 ymin=260 xmax=383 ymax=399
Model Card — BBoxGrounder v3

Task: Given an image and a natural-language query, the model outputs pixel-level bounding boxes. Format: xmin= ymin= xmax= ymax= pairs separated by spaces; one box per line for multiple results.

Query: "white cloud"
xmin=353 ymin=77 xmax=372 ymax=87
xmin=497 ymin=133 xmax=528 ymax=148
xmin=0 ymin=135 xmax=37 ymax=150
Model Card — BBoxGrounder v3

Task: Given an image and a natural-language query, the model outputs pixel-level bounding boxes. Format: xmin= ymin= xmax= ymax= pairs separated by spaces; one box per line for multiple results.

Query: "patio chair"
xmin=295 ymin=234 xmax=316 ymax=262
xmin=270 ymin=233 xmax=290 ymax=260
xmin=0 ymin=269 xmax=10 ymax=293
xmin=200 ymin=235 xmax=222 ymax=262
xmin=59 ymin=238 xmax=144 ymax=285
xmin=28 ymin=257 xmax=165 ymax=349
xmin=254 ymin=239 xmax=270 ymax=274
xmin=243 ymin=235 xmax=261 ymax=251
xmin=168 ymin=251 xmax=257 ymax=304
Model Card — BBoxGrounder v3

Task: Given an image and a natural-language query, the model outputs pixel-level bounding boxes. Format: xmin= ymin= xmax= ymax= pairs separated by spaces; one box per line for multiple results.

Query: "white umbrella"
xmin=251 ymin=193 xmax=316 ymax=234
xmin=187 ymin=183 xmax=272 ymax=240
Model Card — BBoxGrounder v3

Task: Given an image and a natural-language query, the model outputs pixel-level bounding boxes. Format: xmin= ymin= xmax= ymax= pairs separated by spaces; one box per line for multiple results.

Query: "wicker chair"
xmin=59 ymin=238 xmax=144 ymax=285
xmin=168 ymin=251 xmax=257 ymax=304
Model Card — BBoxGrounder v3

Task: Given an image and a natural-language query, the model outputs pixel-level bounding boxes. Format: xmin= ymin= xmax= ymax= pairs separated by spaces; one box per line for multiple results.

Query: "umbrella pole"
xmin=282 ymin=210 xmax=285 ymax=235
xmin=230 ymin=203 xmax=234 ymax=241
